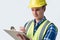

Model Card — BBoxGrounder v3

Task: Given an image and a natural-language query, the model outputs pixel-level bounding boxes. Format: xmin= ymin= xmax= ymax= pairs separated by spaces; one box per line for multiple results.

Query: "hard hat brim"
xmin=28 ymin=4 xmax=47 ymax=8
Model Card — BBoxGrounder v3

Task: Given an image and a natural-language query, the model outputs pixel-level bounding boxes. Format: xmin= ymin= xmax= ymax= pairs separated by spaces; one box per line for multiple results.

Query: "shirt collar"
xmin=34 ymin=16 xmax=46 ymax=25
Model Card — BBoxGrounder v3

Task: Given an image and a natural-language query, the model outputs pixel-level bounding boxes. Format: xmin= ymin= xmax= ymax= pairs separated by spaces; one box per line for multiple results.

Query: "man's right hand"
xmin=17 ymin=26 xmax=32 ymax=40
xmin=17 ymin=33 xmax=30 ymax=40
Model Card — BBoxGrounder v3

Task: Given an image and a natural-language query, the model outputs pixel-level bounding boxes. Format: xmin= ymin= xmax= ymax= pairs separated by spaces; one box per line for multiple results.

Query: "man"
xmin=18 ymin=0 xmax=58 ymax=40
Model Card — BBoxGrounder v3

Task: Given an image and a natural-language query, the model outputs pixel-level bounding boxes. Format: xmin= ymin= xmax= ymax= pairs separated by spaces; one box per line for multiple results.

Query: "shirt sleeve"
xmin=44 ymin=23 xmax=58 ymax=40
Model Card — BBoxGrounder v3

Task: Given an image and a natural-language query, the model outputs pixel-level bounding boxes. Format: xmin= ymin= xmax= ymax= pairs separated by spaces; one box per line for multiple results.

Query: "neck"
xmin=36 ymin=19 xmax=42 ymax=23
xmin=35 ymin=17 xmax=44 ymax=23
xmin=36 ymin=19 xmax=40 ymax=23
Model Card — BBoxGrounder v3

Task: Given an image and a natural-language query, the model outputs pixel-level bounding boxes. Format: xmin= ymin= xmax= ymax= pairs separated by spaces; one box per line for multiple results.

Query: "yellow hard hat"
xmin=28 ymin=0 xmax=47 ymax=8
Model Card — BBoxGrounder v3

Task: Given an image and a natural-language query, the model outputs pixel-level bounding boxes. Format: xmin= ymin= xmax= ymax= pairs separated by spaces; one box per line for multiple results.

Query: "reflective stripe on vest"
xmin=25 ymin=20 xmax=33 ymax=33
xmin=26 ymin=20 xmax=51 ymax=40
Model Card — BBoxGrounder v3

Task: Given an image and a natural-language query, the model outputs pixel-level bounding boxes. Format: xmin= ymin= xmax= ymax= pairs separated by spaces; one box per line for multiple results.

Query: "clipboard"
xmin=4 ymin=29 xmax=28 ymax=40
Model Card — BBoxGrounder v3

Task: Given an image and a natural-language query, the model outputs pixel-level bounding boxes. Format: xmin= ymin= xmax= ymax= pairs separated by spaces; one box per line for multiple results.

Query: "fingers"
xmin=20 ymin=26 xmax=25 ymax=32
xmin=23 ymin=35 xmax=30 ymax=40
xmin=17 ymin=34 xmax=26 ymax=40
xmin=17 ymin=34 xmax=23 ymax=39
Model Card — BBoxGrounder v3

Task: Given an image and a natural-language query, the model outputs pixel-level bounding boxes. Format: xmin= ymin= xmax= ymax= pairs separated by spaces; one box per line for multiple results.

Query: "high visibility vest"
xmin=25 ymin=20 xmax=51 ymax=40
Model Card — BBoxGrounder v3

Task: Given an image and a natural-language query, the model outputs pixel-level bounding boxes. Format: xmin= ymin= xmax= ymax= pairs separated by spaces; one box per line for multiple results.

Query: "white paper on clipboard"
xmin=4 ymin=29 xmax=26 ymax=40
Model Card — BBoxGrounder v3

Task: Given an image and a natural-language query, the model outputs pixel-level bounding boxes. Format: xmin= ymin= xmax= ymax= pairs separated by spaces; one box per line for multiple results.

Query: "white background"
xmin=0 ymin=0 xmax=60 ymax=40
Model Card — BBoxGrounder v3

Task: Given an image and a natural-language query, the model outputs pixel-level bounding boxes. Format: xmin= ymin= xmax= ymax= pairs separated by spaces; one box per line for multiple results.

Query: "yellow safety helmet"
xmin=28 ymin=0 xmax=47 ymax=8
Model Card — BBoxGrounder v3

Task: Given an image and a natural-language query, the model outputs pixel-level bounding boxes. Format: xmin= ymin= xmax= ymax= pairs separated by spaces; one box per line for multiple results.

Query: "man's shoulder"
xmin=47 ymin=22 xmax=58 ymax=32
xmin=24 ymin=19 xmax=34 ymax=27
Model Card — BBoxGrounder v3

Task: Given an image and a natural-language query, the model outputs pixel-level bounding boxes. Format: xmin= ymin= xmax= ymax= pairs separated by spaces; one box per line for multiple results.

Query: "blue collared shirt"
xmin=24 ymin=17 xmax=58 ymax=40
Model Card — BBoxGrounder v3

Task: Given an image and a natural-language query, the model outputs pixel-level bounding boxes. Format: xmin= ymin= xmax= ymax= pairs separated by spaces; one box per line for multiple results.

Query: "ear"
xmin=44 ymin=6 xmax=46 ymax=11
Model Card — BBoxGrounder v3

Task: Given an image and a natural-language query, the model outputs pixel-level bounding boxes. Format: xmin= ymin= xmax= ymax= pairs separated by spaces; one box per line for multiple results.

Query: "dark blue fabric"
xmin=44 ymin=23 xmax=58 ymax=40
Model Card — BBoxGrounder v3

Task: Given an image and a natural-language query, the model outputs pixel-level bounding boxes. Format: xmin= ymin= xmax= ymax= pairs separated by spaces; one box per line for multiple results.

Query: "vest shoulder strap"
xmin=39 ymin=20 xmax=51 ymax=40
xmin=25 ymin=20 xmax=33 ymax=33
